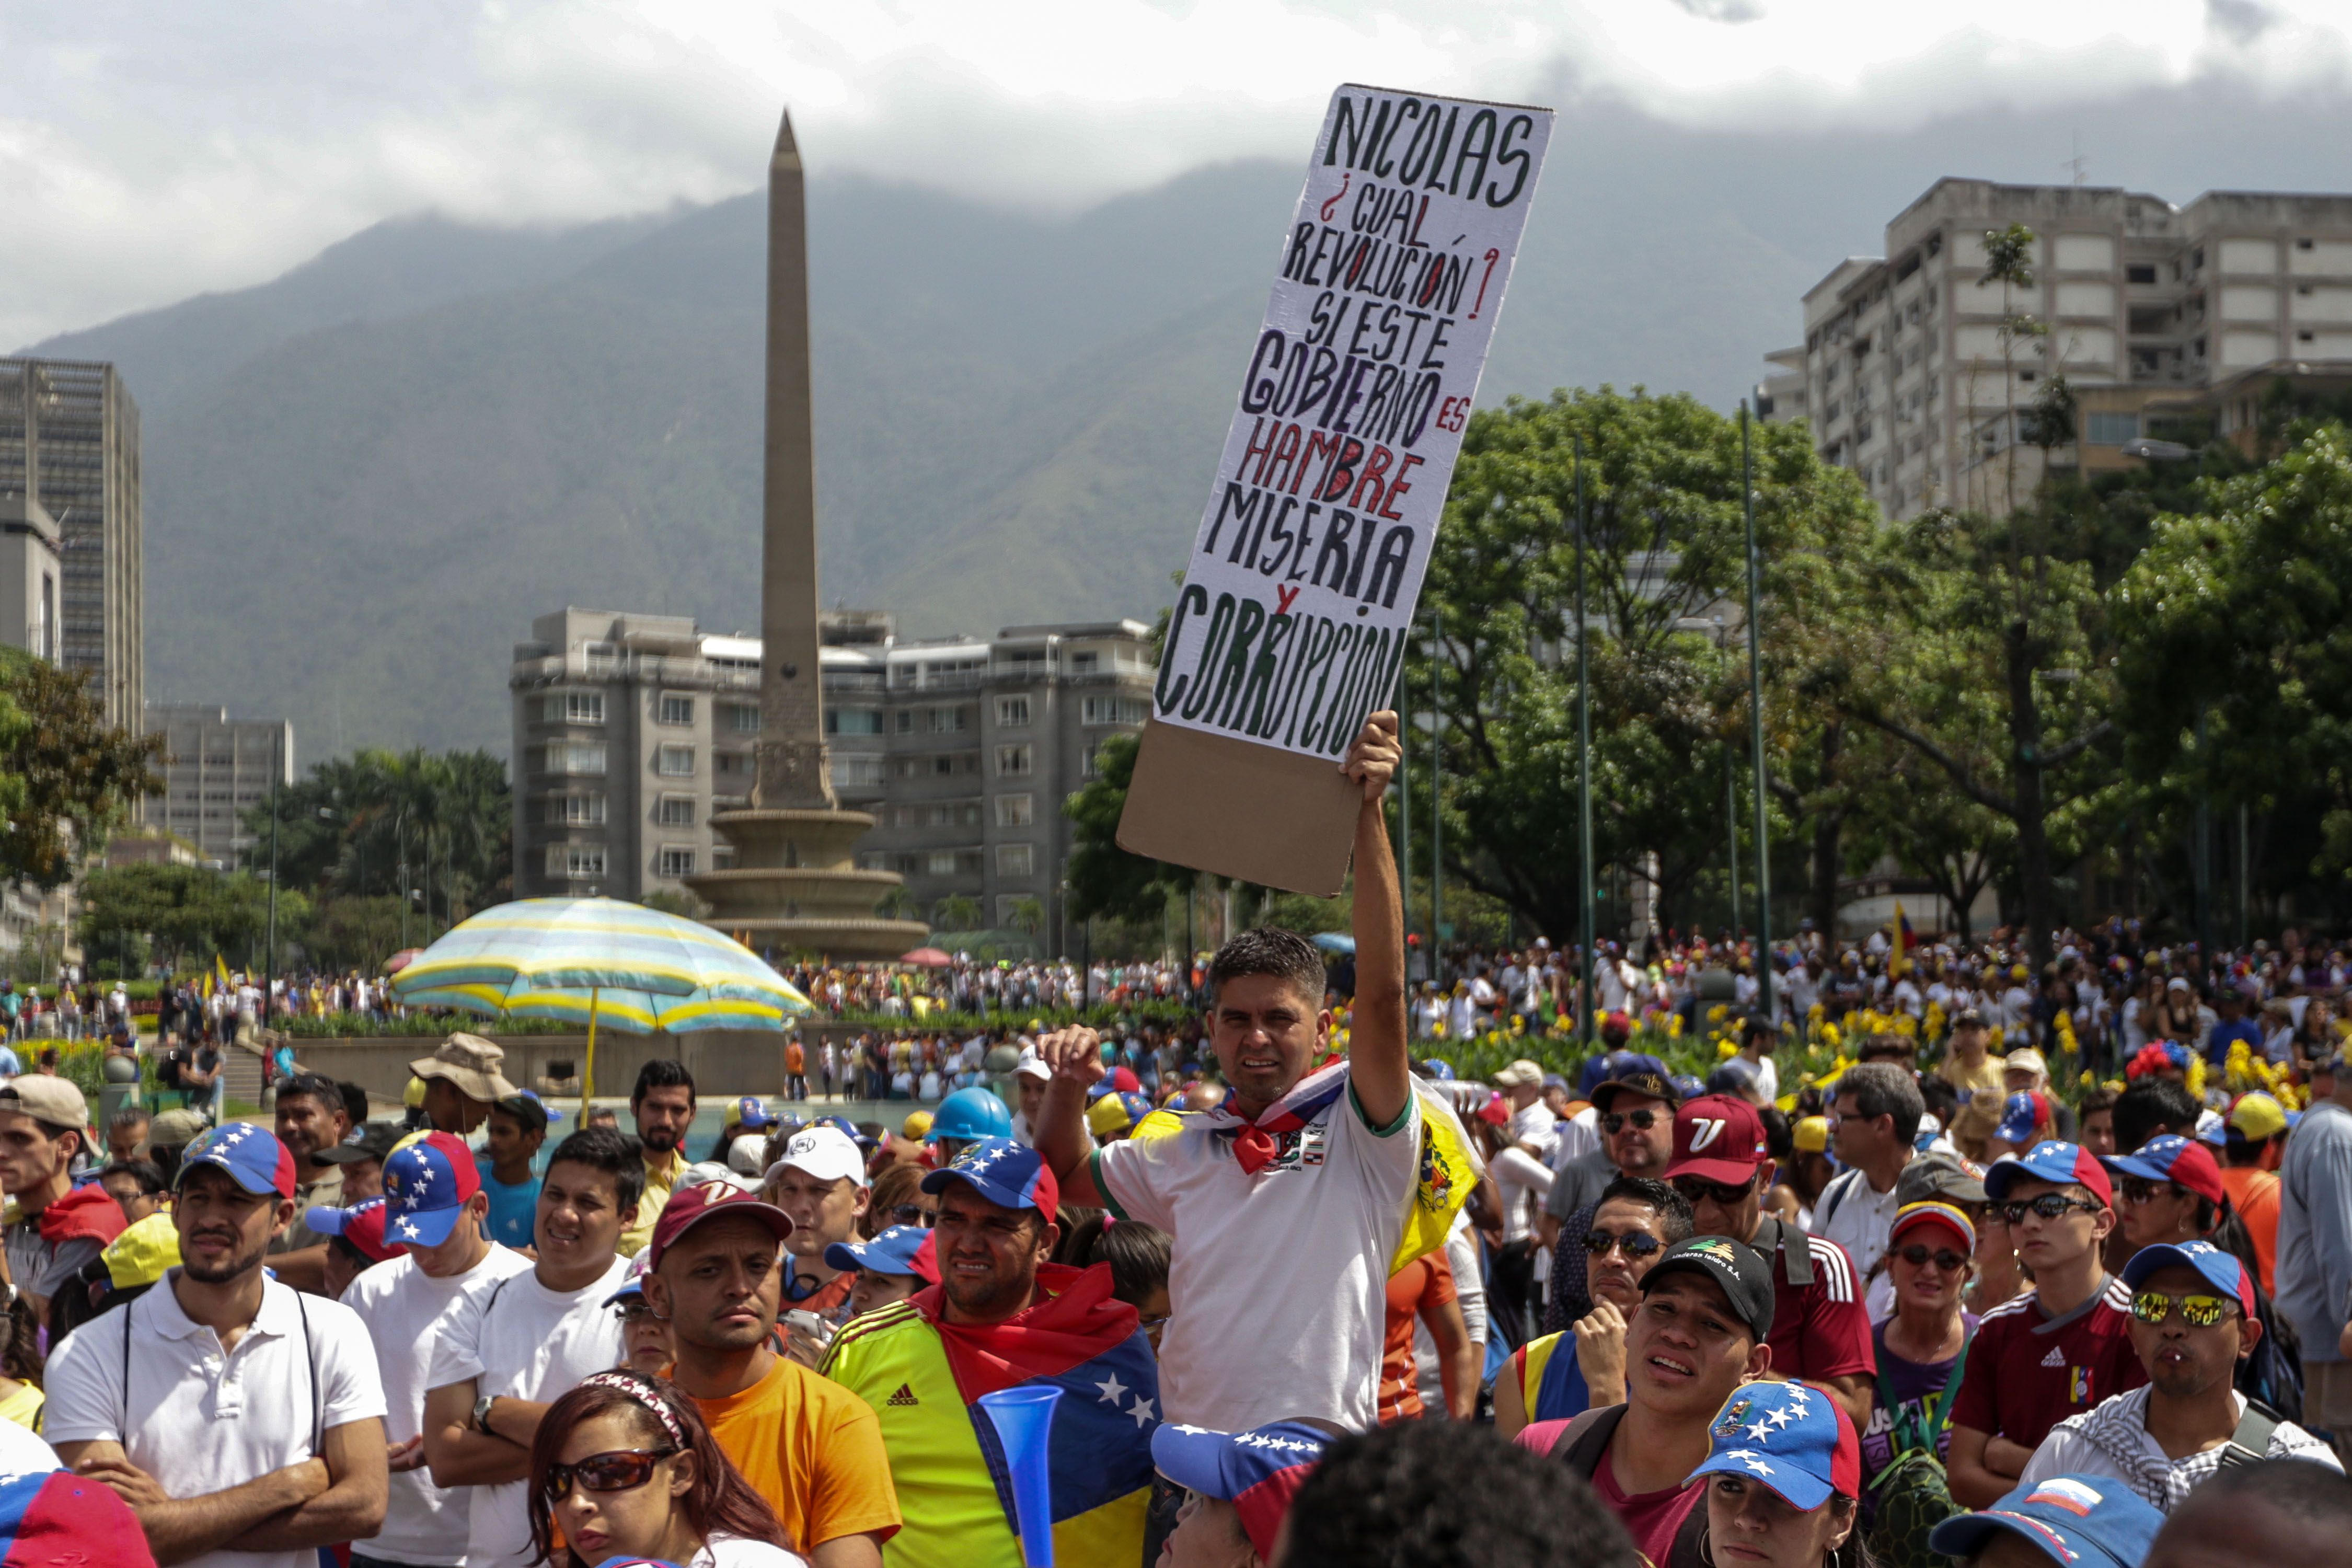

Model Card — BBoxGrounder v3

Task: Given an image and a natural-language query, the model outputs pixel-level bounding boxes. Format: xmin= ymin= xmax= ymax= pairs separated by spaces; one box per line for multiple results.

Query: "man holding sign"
xmin=1037 ymin=711 xmax=1414 ymax=1432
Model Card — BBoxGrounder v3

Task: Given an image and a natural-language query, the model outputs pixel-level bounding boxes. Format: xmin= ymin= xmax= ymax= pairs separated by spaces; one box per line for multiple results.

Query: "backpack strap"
xmin=1754 ymin=1215 xmax=1812 ymax=1287
xmin=2219 ymin=1398 xmax=2282 ymax=1469
xmin=1816 ymin=1168 xmax=1857 ymax=1231
xmin=1547 ymin=1402 xmax=1628 ymax=1475
xmin=296 ymin=1288 xmax=320 ymax=1455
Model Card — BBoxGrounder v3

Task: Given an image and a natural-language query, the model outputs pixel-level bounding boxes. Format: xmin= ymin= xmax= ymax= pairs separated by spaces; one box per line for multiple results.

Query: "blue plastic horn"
xmin=977 ymin=1384 xmax=1062 ymax=1566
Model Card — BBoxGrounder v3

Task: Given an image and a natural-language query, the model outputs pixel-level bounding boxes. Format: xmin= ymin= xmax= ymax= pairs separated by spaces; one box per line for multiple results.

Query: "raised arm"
xmin=1344 ymin=711 xmax=1409 ymax=1129
xmin=222 ymin=1415 xmax=388 ymax=1553
xmin=1034 ymin=1026 xmax=1107 ymax=1204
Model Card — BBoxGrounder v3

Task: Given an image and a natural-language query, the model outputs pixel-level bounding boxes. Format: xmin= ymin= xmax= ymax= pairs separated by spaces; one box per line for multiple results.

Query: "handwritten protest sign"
xmin=1121 ymin=84 xmax=1552 ymax=892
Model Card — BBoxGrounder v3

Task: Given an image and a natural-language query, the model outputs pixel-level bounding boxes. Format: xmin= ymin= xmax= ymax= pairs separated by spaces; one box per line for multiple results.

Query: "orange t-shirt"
xmin=787 ymin=1041 xmax=807 ymax=1073
xmin=2221 ymin=1165 xmax=2281 ymax=1296
xmin=693 ymin=1353 xmax=903 ymax=1553
xmin=1378 ymin=1251 xmax=1457 ymax=1423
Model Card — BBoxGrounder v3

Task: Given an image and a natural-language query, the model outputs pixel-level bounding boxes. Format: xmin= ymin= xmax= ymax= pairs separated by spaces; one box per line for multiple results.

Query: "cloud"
xmin=5 ymin=0 xmax=2352 ymax=348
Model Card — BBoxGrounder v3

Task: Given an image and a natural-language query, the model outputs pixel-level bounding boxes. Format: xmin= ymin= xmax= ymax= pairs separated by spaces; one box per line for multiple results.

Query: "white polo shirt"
xmin=46 ymin=1272 xmax=387 ymax=1568
xmin=1094 ymin=1074 xmax=1420 ymax=1431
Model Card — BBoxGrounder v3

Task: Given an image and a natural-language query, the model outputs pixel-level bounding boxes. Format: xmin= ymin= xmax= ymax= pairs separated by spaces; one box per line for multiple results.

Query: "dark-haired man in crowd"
xmin=1035 ymin=714 xmax=1414 ymax=1432
xmin=267 ymin=1071 xmax=352 ymax=1292
xmin=1538 ymin=1058 xmax=1679 ymax=1335
xmin=0 ymin=1076 xmax=117 ymax=1320
xmin=619 ymin=1059 xmax=695 ymax=1258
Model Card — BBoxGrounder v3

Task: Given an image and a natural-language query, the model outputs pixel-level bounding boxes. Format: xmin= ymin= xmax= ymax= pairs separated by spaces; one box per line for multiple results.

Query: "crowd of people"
xmin=0 ymin=713 xmax=2335 ymax=1568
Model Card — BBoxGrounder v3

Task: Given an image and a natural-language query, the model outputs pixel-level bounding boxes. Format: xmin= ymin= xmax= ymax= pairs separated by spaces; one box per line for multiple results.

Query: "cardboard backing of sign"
xmin=1116 ymin=718 xmax=1359 ymax=895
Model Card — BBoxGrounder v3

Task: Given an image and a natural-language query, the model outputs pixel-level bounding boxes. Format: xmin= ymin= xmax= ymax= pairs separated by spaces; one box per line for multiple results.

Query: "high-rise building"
xmin=510 ymin=606 xmax=1155 ymax=948
xmin=143 ymin=704 xmax=294 ymax=870
xmin=1763 ymin=180 xmax=2352 ymax=518
xmin=0 ymin=359 xmax=142 ymax=725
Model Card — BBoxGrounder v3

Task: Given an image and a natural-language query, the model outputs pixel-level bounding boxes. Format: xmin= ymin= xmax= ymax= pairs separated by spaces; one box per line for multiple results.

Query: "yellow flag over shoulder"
xmin=1391 ymin=1078 xmax=1481 ymax=1276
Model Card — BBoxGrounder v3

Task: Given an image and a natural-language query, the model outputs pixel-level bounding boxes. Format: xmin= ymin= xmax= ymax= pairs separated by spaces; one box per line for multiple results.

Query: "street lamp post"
xmin=264 ymin=729 xmax=281 ymax=1026
xmin=1575 ymin=433 xmax=1597 ymax=1052
xmin=1742 ymin=404 xmax=1774 ymax=1021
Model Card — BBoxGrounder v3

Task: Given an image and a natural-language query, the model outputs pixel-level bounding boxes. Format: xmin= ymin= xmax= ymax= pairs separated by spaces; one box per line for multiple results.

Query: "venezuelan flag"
xmin=823 ymin=1263 xmax=1158 ymax=1568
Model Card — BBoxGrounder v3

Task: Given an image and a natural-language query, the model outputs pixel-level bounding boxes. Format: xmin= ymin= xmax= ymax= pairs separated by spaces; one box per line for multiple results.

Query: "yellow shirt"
xmin=619 ymin=1147 xmax=684 ymax=1257
xmin=0 ymin=1379 xmax=42 ymax=1433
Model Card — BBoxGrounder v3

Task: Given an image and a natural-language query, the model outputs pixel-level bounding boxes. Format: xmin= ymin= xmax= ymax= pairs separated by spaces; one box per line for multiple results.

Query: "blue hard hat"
xmin=927 ymin=1086 xmax=1013 ymax=1144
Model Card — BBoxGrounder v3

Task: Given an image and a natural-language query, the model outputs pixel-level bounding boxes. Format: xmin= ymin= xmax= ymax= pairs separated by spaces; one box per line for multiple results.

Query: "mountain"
xmin=18 ymin=141 xmax=1825 ymax=758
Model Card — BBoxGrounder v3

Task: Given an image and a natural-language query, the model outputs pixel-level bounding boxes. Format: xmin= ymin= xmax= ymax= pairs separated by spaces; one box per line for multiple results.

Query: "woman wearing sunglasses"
xmin=528 ymin=1370 xmax=803 ymax=1567
xmin=1861 ymin=1203 xmax=1979 ymax=1516
xmin=1494 ymin=1177 xmax=1690 ymax=1438
xmin=1686 ymin=1379 xmax=1865 ymax=1568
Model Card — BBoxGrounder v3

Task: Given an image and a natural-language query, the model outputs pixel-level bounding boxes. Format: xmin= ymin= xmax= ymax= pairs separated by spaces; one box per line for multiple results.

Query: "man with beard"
xmin=2017 ymin=1240 xmax=2338 ymax=1508
xmin=618 ymin=1060 xmax=695 ymax=1258
xmin=48 ymin=1124 xmax=390 ymax=1568
xmin=265 ymin=1073 xmax=351 ymax=1292
xmin=824 ymin=1137 xmax=1160 ymax=1568
xmin=645 ymin=1183 xmax=898 ymax=1567
xmin=1538 ymin=1059 xmax=1679 ymax=1335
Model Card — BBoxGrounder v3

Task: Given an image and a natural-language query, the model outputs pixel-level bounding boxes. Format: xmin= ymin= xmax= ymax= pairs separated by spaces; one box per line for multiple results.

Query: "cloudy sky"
xmin=5 ymin=0 xmax=2350 ymax=349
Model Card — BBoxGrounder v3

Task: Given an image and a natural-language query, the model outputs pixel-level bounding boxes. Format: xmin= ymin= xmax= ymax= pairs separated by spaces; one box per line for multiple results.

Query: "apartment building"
xmin=143 ymin=704 xmax=295 ymax=870
xmin=510 ymin=607 xmax=1155 ymax=944
xmin=1763 ymin=179 xmax=2352 ymax=517
xmin=0 ymin=359 xmax=142 ymax=726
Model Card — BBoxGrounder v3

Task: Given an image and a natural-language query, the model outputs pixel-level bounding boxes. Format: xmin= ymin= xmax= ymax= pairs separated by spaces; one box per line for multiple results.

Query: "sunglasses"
xmin=1893 ymin=1244 xmax=1968 ymax=1272
xmin=1602 ymin=1110 xmax=1662 ymax=1135
xmin=613 ymin=1299 xmax=657 ymax=1323
xmin=1997 ymin=1194 xmax=2103 ymax=1226
xmin=2128 ymin=1291 xmax=2236 ymax=1329
xmin=889 ymin=1204 xmax=937 ymax=1229
xmin=1671 ymin=1174 xmax=1758 ymax=1206
xmin=540 ymin=1447 xmax=678 ymax=1503
xmin=1583 ymin=1229 xmax=1665 ymax=1260
xmin=2117 ymin=1178 xmax=2184 ymax=1206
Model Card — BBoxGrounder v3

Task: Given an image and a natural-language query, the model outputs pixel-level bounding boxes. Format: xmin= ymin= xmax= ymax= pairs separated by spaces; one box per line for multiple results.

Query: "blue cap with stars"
xmin=1151 ymin=1420 xmax=1333 ymax=1561
xmin=177 ymin=1122 xmax=298 ymax=1200
xmin=379 ymin=1132 xmax=480 ymax=1249
xmin=919 ymin=1136 xmax=1057 ymax=1216
xmin=1687 ymin=1380 xmax=1861 ymax=1512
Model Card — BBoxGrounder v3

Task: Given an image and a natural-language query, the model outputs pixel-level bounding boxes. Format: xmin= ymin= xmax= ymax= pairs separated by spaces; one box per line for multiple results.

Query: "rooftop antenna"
xmin=2062 ymin=132 xmax=2086 ymax=188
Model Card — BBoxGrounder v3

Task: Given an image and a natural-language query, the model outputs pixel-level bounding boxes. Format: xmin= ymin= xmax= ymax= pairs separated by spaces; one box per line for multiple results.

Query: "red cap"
xmin=644 ymin=1182 xmax=795 ymax=1274
xmin=1663 ymin=1095 xmax=1770 ymax=1184
xmin=1475 ymin=1092 xmax=1510 ymax=1126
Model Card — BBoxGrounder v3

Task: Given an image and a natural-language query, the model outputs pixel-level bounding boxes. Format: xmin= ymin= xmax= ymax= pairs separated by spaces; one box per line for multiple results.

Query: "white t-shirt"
xmin=1094 ymin=1073 xmax=1421 ymax=1429
xmin=1508 ymin=1099 xmax=1558 ymax=1159
xmin=426 ymin=1255 xmax=630 ymax=1568
xmin=47 ymin=1275 xmax=388 ymax=1568
xmin=694 ymin=1536 xmax=810 ymax=1567
xmin=343 ymin=1245 xmax=534 ymax=1565
xmin=1814 ymin=1165 xmax=1903 ymax=1320
xmin=0 ymin=1416 xmax=54 ymax=1479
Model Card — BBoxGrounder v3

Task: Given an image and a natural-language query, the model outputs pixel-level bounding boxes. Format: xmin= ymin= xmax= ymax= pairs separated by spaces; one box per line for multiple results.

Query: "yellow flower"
xmin=1717 ymin=1039 xmax=1738 ymax=1059
xmin=1666 ymin=1013 xmax=1685 ymax=1038
xmin=1708 ymin=1005 xmax=1729 ymax=1023
xmin=1821 ymin=1023 xmax=1841 ymax=1048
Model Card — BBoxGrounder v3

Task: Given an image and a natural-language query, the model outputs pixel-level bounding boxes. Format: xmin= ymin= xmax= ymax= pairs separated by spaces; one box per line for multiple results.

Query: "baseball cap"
xmin=379 ymin=1132 xmax=482 ymax=1248
xmin=644 ymin=1182 xmax=795 ymax=1274
xmin=2119 ymin=1238 xmax=2258 ymax=1320
xmin=1950 ymin=1006 xmax=1988 ymax=1030
xmin=1662 ymin=1095 xmax=1770 ymax=1185
xmin=921 ymin=1136 xmax=1060 ymax=1217
xmin=490 ymin=1094 xmax=551 ymax=1135
xmin=147 ymin=1107 xmax=211 ymax=1147
xmin=316 ymin=1122 xmax=399 ymax=1166
xmin=763 ymin=1125 xmax=869 ymax=1190
xmin=1929 ymin=1475 xmax=2167 ymax=1568
xmin=604 ymin=1252 xmax=651 ymax=1307
xmin=408 ymin=1033 xmax=517 ymax=1103
xmin=1492 ymin=1059 xmax=1544 ymax=1089
xmin=2229 ymin=1092 xmax=2290 ymax=1143
xmin=1688 ymin=1381 xmax=1860 ymax=1511
xmin=1889 ymin=1201 xmax=1977 ymax=1254
xmin=1012 ymin=1051 xmax=1052 ymax=1083
xmin=1792 ymin=1115 xmax=1829 ymax=1155
xmin=2002 ymin=1047 xmax=2049 ymax=1081
xmin=727 ymin=1134 xmax=769 ymax=1178
xmin=177 ymin=1123 xmax=298 ymax=1199
xmin=103 ymin=1209 xmax=182 ymax=1289
xmin=824 ymin=1224 xmax=930 ymax=1279
xmin=1896 ymin=1151 xmax=1988 ymax=1207
xmin=306 ymin=1196 xmax=405 ymax=1264
xmin=1996 ymin=1091 xmax=2045 ymax=1146
xmin=1984 ymin=1140 xmax=2113 ymax=1208
xmin=1589 ymin=1052 xmax=1678 ymax=1111
xmin=2100 ymin=1133 xmax=2225 ymax=1207
xmin=1640 ymin=1235 xmax=1775 ymax=1341
xmin=1150 ymin=1420 xmax=1334 ymax=1561
xmin=1108 ymin=1066 xmax=1142 ymax=1094
xmin=734 ymin=1097 xmax=777 ymax=1130
xmin=0 ymin=1076 xmax=85 ymax=1134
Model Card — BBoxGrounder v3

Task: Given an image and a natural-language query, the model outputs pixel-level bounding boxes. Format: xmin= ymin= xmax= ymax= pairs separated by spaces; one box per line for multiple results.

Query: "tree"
xmin=244 ymin=747 xmax=512 ymax=923
xmin=932 ymin=895 xmax=984 ymax=931
xmin=0 ymin=649 xmax=160 ymax=887
xmin=302 ymin=895 xmax=407 ymax=974
xmin=1063 ymin=732 xmax=1190 ymax=925
xmin=1006 ymin=897 xmax=1045 ymax=937
xmin=78 ymin=863 xmax=305 ymax=973
xmin=641 ymin=889 xmax=710 ymax=919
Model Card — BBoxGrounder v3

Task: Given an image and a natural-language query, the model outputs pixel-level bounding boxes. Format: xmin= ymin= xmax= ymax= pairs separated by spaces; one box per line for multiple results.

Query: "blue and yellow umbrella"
xmin=389 ymin=897 xmax=812 ymax=1108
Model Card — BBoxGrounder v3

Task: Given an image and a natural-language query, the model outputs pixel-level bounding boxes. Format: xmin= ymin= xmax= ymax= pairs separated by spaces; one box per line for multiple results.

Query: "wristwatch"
xmin=471 ymin=1394 xmax=497 ymax=1435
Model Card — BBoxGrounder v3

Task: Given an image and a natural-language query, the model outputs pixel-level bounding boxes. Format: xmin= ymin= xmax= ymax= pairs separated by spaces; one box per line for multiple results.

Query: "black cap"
xmin=1896 ymin=1150 xmax=1987 ymax=1207
xmin=1641 ymin=1236 xmax=1776 ymax=1341
xmin=315 ymin=1122 xmax=398 ymax=1165
xmin=1950 ymin=1007 xmax=1988 ymax=1031
xmin=1593 ymin=1071 xmax=1681 ymax=1113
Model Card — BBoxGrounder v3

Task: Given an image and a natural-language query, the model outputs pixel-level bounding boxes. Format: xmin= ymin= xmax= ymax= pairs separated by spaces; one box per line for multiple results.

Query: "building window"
xmin=1070 ymin=651 xmax=1099 ymax=674
xmin=545 ymin=742 xmax=607 ymax=776
xmin=544 ymin=690 xmax=605 ymax=724
xmin=2126 ymin=263 xmax=2158 ymax=284
xmin=2085 ymin=412 xmax=2140 ymax=446
xmin=656 ymin=797 xmax=695 ymax=826
xmin=927 ymin=849 xmax=960 ymax=877
xmin=996 ymin=696 xmax=1031 ymax=726
xmin=659 ymin=694 xmax=694 ymax=725
xmin=554 ymin=846 xmax=607 ymax=880
xmin=996 ymin=744 xmax=1032 ymax=777
xmin=1080 ymin=697 xmax=1148 ymax=726
xmin=927 ymin=707 xmax=969 ymax=733
xmin=997 ymin=843 xmax=1034 ymax=877
xmin=658 ymin=847 xmax=696 ymax=878
xmin=550 ymin=794 xmax=607 ymax=825
xmin=895 ymin=710 xmax=915 ymax=733
xmin=727 ymin=704 xmax=761 ymax=733
xmin=712 ymin=845 xmax=737 ymax=869
xmin=996 ymin=793 xmax=1033 ymax=827
xmin=828 ymin=709 xmax=883 ymax=735
xmin=833 ymin=754 xmax=886 ymax=787
xmin=657 ymin=744 xmax=696 ymax=777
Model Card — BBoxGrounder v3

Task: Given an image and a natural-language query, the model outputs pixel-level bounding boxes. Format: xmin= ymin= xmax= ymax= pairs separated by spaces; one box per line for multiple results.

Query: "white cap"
xmin=763 ymin=1125 xmax=869 ymax=1189
xmin=1013 ymin=1051 xmax=1052 ymax=1082
xmin=727 ymin=1133 xmax=769 ymax=1178
xmin=676 ymin=1161 xmax=753 ymax=1193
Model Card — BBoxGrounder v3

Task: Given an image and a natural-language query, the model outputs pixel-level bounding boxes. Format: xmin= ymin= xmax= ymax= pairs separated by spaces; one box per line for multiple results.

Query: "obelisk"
xmin=756 ymin=110 xmax=835 ymax=810
xmin=689 ymin=108 xmax=926 ymax=959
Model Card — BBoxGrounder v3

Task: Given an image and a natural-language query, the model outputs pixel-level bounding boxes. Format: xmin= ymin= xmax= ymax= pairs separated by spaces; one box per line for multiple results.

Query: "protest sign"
xmin=1121 ymin=83 xmax=1552 ymax=892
